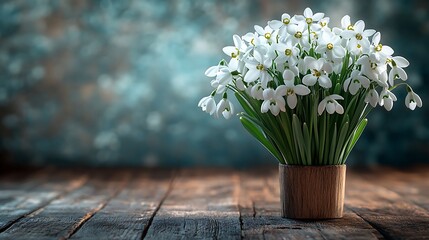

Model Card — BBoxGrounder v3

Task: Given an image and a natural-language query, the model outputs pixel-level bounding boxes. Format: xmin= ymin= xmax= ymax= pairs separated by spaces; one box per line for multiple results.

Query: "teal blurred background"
xmin=0 ymin=0 xmax=428 ymax=167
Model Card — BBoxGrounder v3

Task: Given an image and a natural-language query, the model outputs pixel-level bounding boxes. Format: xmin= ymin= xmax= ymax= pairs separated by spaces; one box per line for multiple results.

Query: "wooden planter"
xmin=279 ymin=164 xmax=346 ymax=219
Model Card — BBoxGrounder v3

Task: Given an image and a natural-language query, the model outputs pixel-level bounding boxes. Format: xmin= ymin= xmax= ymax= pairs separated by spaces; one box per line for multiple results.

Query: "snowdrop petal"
xmin=268 ymin=20 xmax=283 ymax=30
xmin=282 ymin=69 xmax=295 ymax=81
xmin=287 ymin=94 xmax=297 ymax=109
xmin=396 ymin=67 xmax=408 ymax=80
xmin=304 ymin=8 xmax=313 ymax=18
xmin=294 ymin=85 xmax=311 ymax=95
xmin=302 ymin=74 xmax=317 ymax=86
xmin=318 ymin=75 xmax=332 ymax=88
xmin=326 ymin=102 xmax=336 ymax=114
xmin=205 ymin=66 xmax=218 ymax=77
xmin=244 ymin=69 xmax=259 ymax=83
xmin=393 ymin=56 xmax=409 ymax=68
xmin=335 ymin=103 xmax=344 ymax=114
xmin=318 ymin=100 xmax=326 ymax=115
xmin=312 ymin=13 xmax=324 ymax=21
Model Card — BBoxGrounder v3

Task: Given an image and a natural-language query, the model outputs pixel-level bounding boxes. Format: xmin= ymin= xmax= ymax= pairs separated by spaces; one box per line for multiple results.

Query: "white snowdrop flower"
xmin=316 ymin=30 xmax=345 ymax=59
xmin=295 ymin=7 xmax=324 ymax=31
xmin=268 ymin=13 xmax=294 ymax=39
xmin=343 ymin=70 xmax=370 ymax=95
xmin=318 ymin=17 xmax=330 ymax=31
xmin=370 ymin=32 xmax=394 ymax=63
xmin=273 ymin=42 xmax=300 ymax=66
xmin=235 ymin=77 xmax=246 ymax=91
xmin=364 ymin=88 xmax=380 ymax=107
xmin=302 ymin=57 xmax=333 ymax=88
xmin=341 ymin=20 xmax=375 ymax=56
xmin=287 ymin=21 xmax=310 ymax=49
xmin=261 ymin=86 xmax=287 ymax=116
xmin=356 ymin=56 xmax=388 ymax=87
xmin=282 ymin=69 xmax=311 ymax=109
xmin=387 ymin=56 xmax=409 ymax=86
xmin=405 ymin=91 xmax=422 ymax=110
xmin=379 ymin=88 xmax=397 ymax=111
xmin=318 ymin=94 xmax=344 ymax=115
xmin=215 ymin=66 xmax=233 ymax=86
xmin=205 ymin=65 xmax=220 ymax=77
xmin=250 ymin=83 xmax=264 ymax=100
xmin=254 ymin=25 xmax=275 ymax=44
xmin=216 ymin=97 xmax=234 ymax=119
xmin=242 ymin=32 xmax=266 ymax=56
xmin=244 ymin=49 xmax=273 ymax=88
xmin=223 ymin=35 xmax=245 ymax=60
xmin=223 ymin=35 xmax=247 ymax=72
xmin=198 ymin=96 xmax=216 ymax=115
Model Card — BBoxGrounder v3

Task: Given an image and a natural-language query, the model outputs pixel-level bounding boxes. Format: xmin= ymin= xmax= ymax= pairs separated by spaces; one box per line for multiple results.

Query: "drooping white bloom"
xmin=364 ymin=88 xmax=380 ymax=107
xmin=370 ymin=32 xmax=394 ymax=63
xmin=343 ymin=70 xmax=370 ymax=95
xmin=302 ymin=57 xmax=333 ymax=88
xmin=318 ymin=95 xmax=344 ymax=115
xmin=405 ymin=91 xmax=422 ymax=110
xmin=198 ymin=96 xmax=216 ymax=115
xmin=250 ymin=83 xmax=264 ymax=100
xmin=379 ymin=88 xmax=397 ymax=111
xmin=282 ymin=69 xmax=311 ymax=109
xmin=261 ymin=86 xmax=287 ymax=116
xmin=356 ymin=55 xmax=388 ymax=87
xmin=216 ymin=98 xmax=234 ymax=119
xmin=244 ymin=49 xmax=273 ymax=88
xmin=387 ymin=56 xmax=409 ymax=86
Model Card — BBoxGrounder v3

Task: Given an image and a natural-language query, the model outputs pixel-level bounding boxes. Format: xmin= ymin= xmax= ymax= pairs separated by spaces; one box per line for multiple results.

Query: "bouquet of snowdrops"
xmin=198 ymin=8 xmax=422 ymax=165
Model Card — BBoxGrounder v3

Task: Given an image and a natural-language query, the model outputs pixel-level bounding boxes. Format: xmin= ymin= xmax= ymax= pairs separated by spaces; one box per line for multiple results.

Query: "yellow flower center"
xmin=231 ymin=48 xmax=239 ymax=58
xmin=286 ymin=88 xmax=294 ymax=95
xmin=375 ymin=43 xmax=383 ymax=52
xmin=347 ymin=24 xmax=354 ymax=30
xmin=264 ymin=33 xmax=271 ymax=39
xmin=313 ymin=69 xmax=322 ymax=77
xmin=371 ymin=62 xmax=377 ymax=69
xmin=306 ymin=18 xmax=313 ymax=24
xmin=327 ymin=43 xmax=334 ymax=50
xmin=283 ymin=18 xmax=290 ymax=24
xmin=294 ymin=31 xmax=302 ymax=38
xmin=320 ymin=21 xmax=327 ymax=27
xmin=256 ymin=64 xmax=264 ymax=71
xmin=356 ymin=33 xmax=362 ymax=40
xmin=250 ymin=38 xmax=255 ymax=46
xmin=357 ymin=43 xmax=361 ymax=48
xmin=285 ymin=49 xmax=292 ymax=56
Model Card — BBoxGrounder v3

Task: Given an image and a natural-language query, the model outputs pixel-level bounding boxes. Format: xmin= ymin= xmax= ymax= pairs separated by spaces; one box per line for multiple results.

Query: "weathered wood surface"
xmin=0 ymin=166 xmax=428 ymax=240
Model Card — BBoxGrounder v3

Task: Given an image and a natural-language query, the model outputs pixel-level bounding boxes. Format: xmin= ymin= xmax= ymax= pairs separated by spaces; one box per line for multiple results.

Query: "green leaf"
xmin=345 ymin=118 xmax=368 ymax=160
xmin=335 ymin=122 xmax=349 ymax=164
xmin=303 ymin=123 xmax=312 ymax=165
xmin=292 ymin=114 xmax=307 ymax=165
xmin=235 ymin=92 xmax=256 ymax=118
xmin=328 ymin=123 xmax=337 ymax=165
xmin=240 ymin=116 xmax=283 ymax=163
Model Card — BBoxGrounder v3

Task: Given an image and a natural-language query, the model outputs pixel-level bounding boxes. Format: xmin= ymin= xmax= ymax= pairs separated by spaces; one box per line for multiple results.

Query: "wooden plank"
xmin=69 ymin=169 xmax=174 ymax=240
xmin=346 ymin=170 xmax=429 ymax=240
xmin=0 ymin=169 xmax=88 ymax=232
xmin=143 ymin=169 xmax=242 ymax=240
xmin=0 ymin=169 xmax=130 ymax=240
xmin=239 ymin=167 xmax=382 ymax=240
xmin=358 ymin=167 xmax=429 ymax=211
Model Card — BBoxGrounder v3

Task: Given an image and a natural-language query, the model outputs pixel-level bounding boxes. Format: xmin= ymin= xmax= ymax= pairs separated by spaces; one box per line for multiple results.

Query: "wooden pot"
xmin=279 ymin=164 xmax=346 ymax=219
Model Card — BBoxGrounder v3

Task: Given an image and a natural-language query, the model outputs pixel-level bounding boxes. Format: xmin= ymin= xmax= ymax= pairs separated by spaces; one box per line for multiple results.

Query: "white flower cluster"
xmin=199 ymin=8 xmax=422 ymax=119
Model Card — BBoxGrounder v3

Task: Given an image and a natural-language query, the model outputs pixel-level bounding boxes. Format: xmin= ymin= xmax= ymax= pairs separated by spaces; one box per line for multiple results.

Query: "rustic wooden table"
xmin=0 ymin=166 xmax=428 ymax=239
